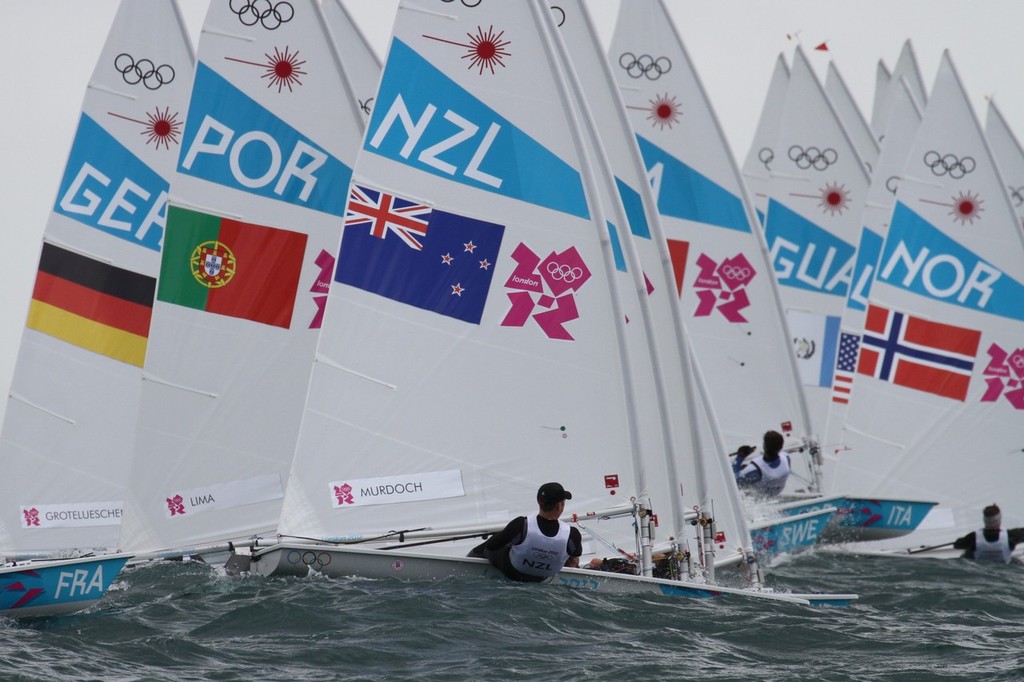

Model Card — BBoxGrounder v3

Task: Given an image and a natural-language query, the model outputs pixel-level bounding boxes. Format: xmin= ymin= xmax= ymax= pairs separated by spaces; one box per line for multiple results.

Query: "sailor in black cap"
xmin=468 ymin=482 xmax=583 ymax=582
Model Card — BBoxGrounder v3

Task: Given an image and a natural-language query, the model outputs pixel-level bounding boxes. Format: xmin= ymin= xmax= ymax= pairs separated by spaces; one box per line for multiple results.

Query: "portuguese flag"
xmin=28 ymin=242 xmax=155 ymax=367
xmin=157 ymin=206 xmax=308 ymax=328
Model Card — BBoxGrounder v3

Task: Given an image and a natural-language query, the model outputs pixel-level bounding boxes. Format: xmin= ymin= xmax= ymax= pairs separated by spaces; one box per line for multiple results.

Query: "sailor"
xmin=733 ymin=430 xmax=791 ymax=498
xmin=468 ymin=482 xmax=582 ymax=582
xmin=952 ymin=504 xmax=1024 ymax=563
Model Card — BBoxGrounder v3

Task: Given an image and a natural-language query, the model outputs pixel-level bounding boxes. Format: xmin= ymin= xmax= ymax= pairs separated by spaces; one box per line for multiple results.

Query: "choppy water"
xmin=1 ymin=552 xmax=1022 ymax=681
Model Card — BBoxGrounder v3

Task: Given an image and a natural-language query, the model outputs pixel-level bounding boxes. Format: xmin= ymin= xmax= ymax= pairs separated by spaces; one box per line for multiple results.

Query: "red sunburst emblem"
xmin=647 ymin=93 xmax=681 ymax=130
xmin=950 ymin=190 xmax=984 ymax=225
xmin=108 ymin=107 xmax=182 ymax=150
xmin=423 ymin=25 xmax=511 ymax=76
xmin=819 ymin=182 xmax=850 ymax=216
xmin=225 ymin=46 xmax=307 ymax=93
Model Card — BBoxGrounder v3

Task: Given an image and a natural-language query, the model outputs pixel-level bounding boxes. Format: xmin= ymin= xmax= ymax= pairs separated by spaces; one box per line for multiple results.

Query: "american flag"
xmin=345 ymin=184 xmax=431 ymax=250
xmin=832 ymin=332 xmax=860 ymax=404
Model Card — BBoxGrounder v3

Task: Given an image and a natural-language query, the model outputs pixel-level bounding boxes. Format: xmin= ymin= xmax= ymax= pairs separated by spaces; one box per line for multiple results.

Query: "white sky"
xmin=2 ymin=0 xmax=1023 ymax=422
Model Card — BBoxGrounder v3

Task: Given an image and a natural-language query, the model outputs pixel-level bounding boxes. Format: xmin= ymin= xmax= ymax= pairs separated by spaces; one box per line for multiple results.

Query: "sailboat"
xmin=0 ymin=0 xmax=193 ymax=616
xmin=117 ymin=0 xmax=367 ymax=561
xmin=827 ymin=52 xmax=1024 ymax=558
xmin=607 ymin=2 xmax=842 ymax=556
xmin=239 ymin=0 xmax=853 ymax=606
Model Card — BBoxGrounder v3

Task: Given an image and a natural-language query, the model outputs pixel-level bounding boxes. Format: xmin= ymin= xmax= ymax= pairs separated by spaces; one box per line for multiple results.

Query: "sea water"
xmin=0 ymin=552 xmax=1021 ymax=681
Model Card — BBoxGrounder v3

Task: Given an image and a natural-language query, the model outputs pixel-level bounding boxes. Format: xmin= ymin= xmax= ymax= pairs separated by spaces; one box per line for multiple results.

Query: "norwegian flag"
xmin=857 ymin=305 xmax=981 ymax=401
xmin=345 ymin=184 xmax=431 ymax=250
xmin=831 ymin=332 xmax=860 ymax=404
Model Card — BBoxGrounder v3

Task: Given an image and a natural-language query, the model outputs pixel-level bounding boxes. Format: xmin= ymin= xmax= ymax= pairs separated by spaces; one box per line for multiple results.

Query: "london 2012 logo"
xmin=190 ymin=241 xmax=237 ymax=288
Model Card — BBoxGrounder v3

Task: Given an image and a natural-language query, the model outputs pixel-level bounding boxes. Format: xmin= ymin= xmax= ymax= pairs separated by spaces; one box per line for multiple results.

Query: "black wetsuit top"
xmin=952 ymin=528 xmax=1024 ymax=559
xmin=472 ymin=515 xmax=582 ymax=582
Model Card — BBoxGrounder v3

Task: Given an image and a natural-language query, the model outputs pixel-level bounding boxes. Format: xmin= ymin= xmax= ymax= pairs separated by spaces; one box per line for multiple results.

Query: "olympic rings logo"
xmin=359 ymin=98 xmax=375 ymax=116
xmin=758 ymin=147 xmax=774 ymax=170
xmin=788 ymin=145 xmax=838 ymax=171
xmin=923 ymin=151 xmax=975 ymax=179
xmin=114 ymin=54 xmax=174 ymax=90
xmin=720 ymin=265 xmax=752 ymax=280
xmin=618 ymin=52 xmax=672 ymax=80
xmin=441 ymin=0 xmax=483 ymax=6
xmin=286 ymin=549 xmax=333 ymax=568
xmin=230 ymin=0 xmax=295 ymax=30
xmin=550 ymin=5 xmax=566 ymax=26
xmin=885 ymin=175 xmax=900 ymax=195
xmin=547 ymin=261 xmax=584 ymax=283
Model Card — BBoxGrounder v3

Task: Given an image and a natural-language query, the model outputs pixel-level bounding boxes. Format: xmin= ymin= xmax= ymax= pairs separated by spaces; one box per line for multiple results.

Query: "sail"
xmin=831 ymin=52 xmax=1024 ymax=551
xmin=0 ymin=0 xmax=194 ymax=558
xmin=821 ymin=77 xmax=923 ymax=455
xmin=549 ymin=0 xmax=752 ymax=566
xmin=869 ymin=60 xmax=891 ymax=136
xmin=742 ymin=54 xmax=789 ymax=224
xmin=609 ymin=4 xmax=817 ymax=492
xmin=763 ymin=46 xmax=870 ymax=443
xmin=871 ymin=40 xmax=927 ymax=141
xmin=322 ymin=0 xmax=383 ymax=126
xmin=985 ymin=100 xmax=1024 ymax=231
xmin=118 ymin=0 xmax=364 ymax=556
xmin=825 ymin=62 xmax=880 ymax=171
xmin=274 ymin=0 xmax=652 ymax=556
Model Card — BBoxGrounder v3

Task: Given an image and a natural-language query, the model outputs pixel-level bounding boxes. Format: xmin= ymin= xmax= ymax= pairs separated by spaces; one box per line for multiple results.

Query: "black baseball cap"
xmin=537 ymin=482 xmax=572 ymax=503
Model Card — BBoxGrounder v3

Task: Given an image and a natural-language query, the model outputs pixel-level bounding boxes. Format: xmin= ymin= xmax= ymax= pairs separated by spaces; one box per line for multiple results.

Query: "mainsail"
xmin=118 ymin=0 xmax=366 ymax=557
xmin=608 ymin=4 xmax=817 ymax=493
xmin=830 ymin=52 xmax=1024 ymax=554
xmin=0 ymin=0 xmax=193 ymax=558
xmin=272 ymin=0 xmax=645 ymax=557
xmin=742 ymin=54 xmax=789 ymax=224
xmin=763 ymin=46 xmax=870 ymax=443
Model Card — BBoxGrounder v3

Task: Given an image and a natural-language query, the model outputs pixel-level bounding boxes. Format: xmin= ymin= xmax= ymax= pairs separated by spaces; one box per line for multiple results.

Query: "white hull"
xmin=243 ymin=543 xmax=855 ymax=606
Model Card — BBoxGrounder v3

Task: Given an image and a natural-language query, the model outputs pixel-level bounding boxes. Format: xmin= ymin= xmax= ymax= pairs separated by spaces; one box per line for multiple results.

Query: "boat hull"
xmin=0 ymin=555 xmax=130 ymax=618
xmin=245 ymin=543 xmax=855 ymax=606
xmin=748 ymin=507 xmax=837 ymax=558
xmin=776 ymin=496 xmax=937 ymax=542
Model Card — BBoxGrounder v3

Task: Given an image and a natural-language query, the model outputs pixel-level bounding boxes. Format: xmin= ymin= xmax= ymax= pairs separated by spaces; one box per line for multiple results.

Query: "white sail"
xmin=322 ymin=0 xmax=383 ymax=125
xmin=825 ymin=61 xmax=880 ymax=171
xmin=742 ymin=54 xmax=789 ymax=224
xmin=871 ymin=40 xmax=927 ymax=142
xmin=118 ymin=0 xmax=364 ymax=557
xmin=831 ymin=52 xmax=1024 ymax=554
xmin=273 ymin=0 xmax=646 ymax=553
xmin=821 ymin=77 xmax=924 ymax=455
xmin=609 ymin=6 xmax=817 ymax=488
xmin=0 ymin=0 xmax=193 ymax=558
xmin=869 ymin=59 xmax=892 ymax=136
xmin=764 ymin=46 xmax=870 ymax=443
xmin=549 ymin=0 xmax=753 ymax=570
xmin=985 ymin=99 xmax=1024 ymax=231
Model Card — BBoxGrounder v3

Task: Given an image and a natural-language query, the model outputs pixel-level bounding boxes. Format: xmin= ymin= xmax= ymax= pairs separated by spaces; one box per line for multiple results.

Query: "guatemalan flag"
xmin=857 ymin=305 xmax=982 ymax=401
xmin=336 ymin=184 xmax=505 ymax=324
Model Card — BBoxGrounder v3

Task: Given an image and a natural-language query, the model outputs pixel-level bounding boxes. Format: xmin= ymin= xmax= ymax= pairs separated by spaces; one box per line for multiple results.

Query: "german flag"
xmin=27 ymin=243 xmax=156 ymax=367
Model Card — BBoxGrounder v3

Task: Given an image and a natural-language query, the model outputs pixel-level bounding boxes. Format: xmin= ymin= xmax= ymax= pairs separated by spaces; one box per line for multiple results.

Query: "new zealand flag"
xmin=336 ymin=185 xmax=505 ymax=324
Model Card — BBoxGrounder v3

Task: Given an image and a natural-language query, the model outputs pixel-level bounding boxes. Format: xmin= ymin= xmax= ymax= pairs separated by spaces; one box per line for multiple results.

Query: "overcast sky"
xmin=2 ymin=0 xmax=1023 ymax=422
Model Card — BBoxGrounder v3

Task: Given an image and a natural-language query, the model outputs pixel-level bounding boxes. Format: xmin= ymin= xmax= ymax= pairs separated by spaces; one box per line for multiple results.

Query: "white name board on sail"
xmin=328 ymin=470 xmax=465 ymax=508
xmin=20 ymin=501 xmax=123 ymax=529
